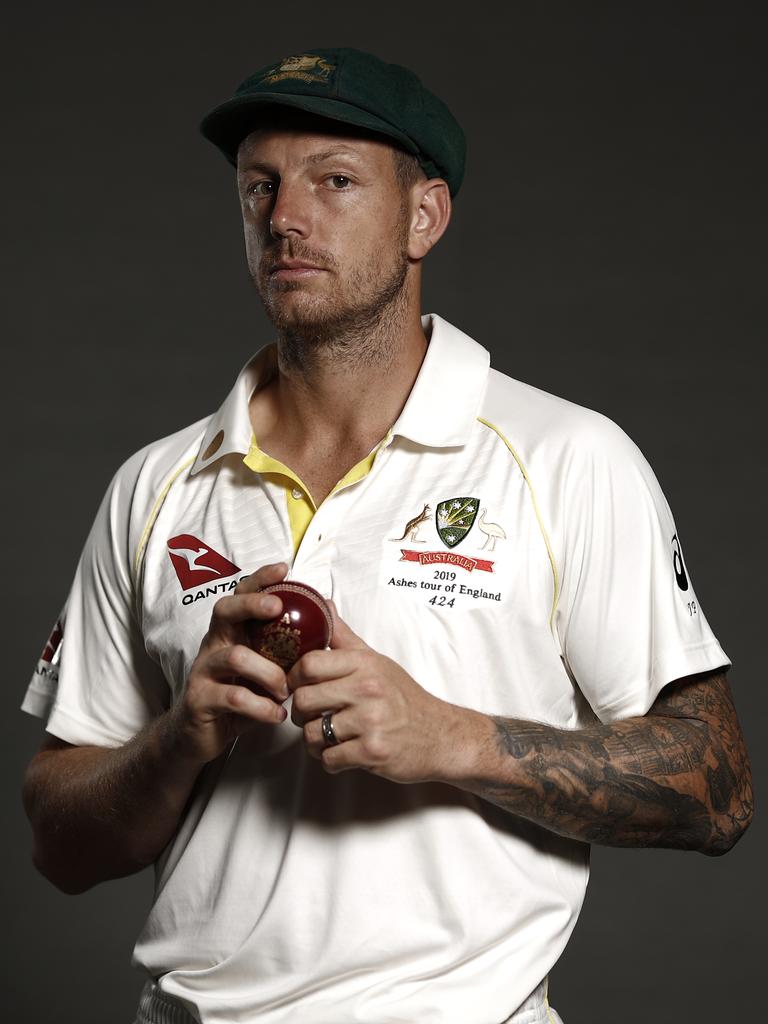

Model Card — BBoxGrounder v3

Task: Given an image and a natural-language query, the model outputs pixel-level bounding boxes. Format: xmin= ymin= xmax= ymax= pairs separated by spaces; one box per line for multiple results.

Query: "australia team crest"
xmin=391 ymin=494 xmax=506 ymax=573
xmin=435 ymin=497 xmax=479 ymax=548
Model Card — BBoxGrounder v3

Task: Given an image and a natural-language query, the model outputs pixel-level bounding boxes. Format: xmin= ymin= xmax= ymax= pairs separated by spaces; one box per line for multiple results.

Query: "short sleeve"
xmin=554 ymin=418 xmax=730 ymax=724
xmin=21 ymin=457 xmax=170 ymax=747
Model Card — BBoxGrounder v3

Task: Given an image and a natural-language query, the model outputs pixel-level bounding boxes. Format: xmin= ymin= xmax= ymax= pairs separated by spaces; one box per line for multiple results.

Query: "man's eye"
xmin=247 ymin=181 xmax=276 ymax=197
xmin=328 ymin=175 xmax=351 ymax=189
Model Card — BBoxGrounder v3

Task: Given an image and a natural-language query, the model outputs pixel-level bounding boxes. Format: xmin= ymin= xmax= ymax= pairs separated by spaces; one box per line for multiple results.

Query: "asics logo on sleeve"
xmin=671 ymin=533 xmax=689 ymax=592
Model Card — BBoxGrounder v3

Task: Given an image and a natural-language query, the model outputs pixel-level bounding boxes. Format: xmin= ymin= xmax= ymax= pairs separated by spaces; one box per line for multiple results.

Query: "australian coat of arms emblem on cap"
xmin=435 ymin=497 xmax=479 ymax=548
xmin=262 ymin=54 xmax=335 ymax=86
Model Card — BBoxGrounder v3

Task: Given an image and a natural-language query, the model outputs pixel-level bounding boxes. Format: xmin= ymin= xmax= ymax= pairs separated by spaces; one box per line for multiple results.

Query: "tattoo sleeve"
xmin=477 ymin=671 xmax=753 ymax=854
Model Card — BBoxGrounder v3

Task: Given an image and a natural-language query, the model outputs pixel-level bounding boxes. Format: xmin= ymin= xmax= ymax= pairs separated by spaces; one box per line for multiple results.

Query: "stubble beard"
xmin=252 ymin=215 xmax=412 ymax=373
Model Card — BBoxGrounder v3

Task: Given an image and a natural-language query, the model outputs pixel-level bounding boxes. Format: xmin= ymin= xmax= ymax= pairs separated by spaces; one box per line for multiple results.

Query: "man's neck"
xmin=251 ymin=308 xmax=429 ymax=458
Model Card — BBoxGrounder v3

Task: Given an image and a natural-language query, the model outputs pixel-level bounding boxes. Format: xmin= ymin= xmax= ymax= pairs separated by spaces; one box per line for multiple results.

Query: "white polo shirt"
xmin=23 ymin=314 xmax=729 ymax=1024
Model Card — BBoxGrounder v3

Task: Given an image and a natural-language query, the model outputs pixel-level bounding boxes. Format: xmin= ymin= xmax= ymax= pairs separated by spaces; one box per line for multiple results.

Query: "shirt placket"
xmin=290 ymin=434 xmax=395 ymax=601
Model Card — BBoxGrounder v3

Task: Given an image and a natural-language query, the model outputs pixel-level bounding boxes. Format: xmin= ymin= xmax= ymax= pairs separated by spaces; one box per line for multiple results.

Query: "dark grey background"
xmin=4 ymin=4 xmax=764 ymax=1022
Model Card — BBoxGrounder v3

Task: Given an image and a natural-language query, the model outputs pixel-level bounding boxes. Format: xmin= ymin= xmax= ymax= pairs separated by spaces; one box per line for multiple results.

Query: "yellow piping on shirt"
xmin=134 ymin=457 xmax=196 ymax=576
xmin=544 ymin=977 xmax=557 ymax=1023
xmin=477 ymin=417 xmax=560 ymax=628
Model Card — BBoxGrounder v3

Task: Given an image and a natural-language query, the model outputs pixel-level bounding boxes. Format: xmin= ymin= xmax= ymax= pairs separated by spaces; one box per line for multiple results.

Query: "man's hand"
xmin=23 ymin=560 xmax=297 ymax=894
xmin=170 ymin=561 xmax=293 ymax=766
xmin=290 ymin=609 xmax=753 ymax=856
xmin=288 ymin=604 xmax=466 ymax=783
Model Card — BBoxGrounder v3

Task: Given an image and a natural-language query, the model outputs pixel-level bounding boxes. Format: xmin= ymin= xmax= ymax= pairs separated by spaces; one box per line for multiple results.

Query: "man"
xmin=21 ymin=48 xmax=752 ymax=1024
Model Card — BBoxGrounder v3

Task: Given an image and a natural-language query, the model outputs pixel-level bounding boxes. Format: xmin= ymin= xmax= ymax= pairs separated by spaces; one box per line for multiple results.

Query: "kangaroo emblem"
xmin=391 ymin=503 xmax=431 ymax=543
xmin=170 ymin=545 xmax=217 ymax=573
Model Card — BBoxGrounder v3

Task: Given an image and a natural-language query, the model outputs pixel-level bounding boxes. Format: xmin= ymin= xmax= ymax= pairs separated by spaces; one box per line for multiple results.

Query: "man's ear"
xmin=407 ymin=179 xmax=452 ymax=260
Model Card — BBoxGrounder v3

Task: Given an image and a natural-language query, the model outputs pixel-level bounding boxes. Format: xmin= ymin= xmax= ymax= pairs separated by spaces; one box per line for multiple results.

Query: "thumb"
xmin=327 ymin=600 xmax=368 ymax=651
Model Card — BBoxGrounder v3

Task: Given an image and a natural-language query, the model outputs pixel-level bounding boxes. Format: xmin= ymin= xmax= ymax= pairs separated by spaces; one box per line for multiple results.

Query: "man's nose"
xmin=269 ymin=181 xmax=311 ymax=240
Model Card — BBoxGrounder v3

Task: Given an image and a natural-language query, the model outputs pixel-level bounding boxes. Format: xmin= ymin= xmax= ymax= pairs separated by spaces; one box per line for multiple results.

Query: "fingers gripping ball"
xmin=249 ymin=582 xmax=333 ymax=671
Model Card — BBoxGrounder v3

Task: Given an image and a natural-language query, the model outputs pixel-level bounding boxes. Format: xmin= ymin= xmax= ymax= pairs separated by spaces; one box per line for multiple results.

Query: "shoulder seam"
xmin=133 ymin=457 xmax=196 ymax=578
xmin=476 ymin=417 xmax=561 ymax=628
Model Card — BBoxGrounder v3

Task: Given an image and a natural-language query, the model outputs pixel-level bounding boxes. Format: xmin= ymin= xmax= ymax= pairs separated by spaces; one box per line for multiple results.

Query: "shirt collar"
xmin=189 ymin=313 xmax=490 ymax=475
xmin=189 ymin=345 xmax=277 ymax=476
xmin=391 ymin=314 xmax=490 ymax=447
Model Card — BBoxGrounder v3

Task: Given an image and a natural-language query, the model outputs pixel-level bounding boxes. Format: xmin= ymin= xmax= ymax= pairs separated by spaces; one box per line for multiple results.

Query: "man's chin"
xmin=262 ymin=293 xmax=343 ymax=336
xmin=255 ymin=262 xmax=409 ymax=340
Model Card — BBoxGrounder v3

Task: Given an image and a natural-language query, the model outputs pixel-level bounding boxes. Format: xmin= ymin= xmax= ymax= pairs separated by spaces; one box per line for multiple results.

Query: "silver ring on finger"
xmin=321 ymin=712 xmax=339 ymax=747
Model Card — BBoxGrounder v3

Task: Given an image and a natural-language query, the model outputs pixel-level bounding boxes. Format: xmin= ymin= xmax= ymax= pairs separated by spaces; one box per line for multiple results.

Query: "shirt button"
xmin=291 ymin=488 xmax=303 ymax=500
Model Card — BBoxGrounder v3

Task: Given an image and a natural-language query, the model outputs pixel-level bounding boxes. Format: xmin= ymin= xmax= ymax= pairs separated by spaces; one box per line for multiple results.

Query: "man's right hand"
xmin=23 ymin=560 xmax=294 ymax=893
xmin=169 ymin=560 xmax=291 ymax=766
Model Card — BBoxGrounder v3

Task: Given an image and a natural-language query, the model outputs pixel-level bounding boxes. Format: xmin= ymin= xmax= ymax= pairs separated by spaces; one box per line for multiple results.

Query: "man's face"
xmin=237 ymin=124 xmax=412 ymax=339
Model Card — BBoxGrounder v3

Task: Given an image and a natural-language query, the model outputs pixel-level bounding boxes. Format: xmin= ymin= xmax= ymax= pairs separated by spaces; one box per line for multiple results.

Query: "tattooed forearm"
xmin=476 ymin=672 xmax=753 ymax=855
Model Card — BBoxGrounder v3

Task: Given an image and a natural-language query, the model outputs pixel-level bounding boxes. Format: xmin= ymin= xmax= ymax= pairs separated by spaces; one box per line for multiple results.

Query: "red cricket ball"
xmin=249 ymin=581 xmax=333 ymax=671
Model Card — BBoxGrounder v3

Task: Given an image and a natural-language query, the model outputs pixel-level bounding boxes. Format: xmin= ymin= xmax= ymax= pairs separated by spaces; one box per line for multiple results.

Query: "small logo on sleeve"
xmin=167 ymin=534 xmax=241 ymax=591
xmin=671 ymin=533 xmax=689 ymax=592
xmin=40 ymin=620 xmax=63 ymax=663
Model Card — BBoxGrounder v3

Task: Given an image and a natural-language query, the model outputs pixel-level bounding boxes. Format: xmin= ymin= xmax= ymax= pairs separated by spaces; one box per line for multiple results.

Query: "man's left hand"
xmin=288 ymin=604 xmax=469 ymax=782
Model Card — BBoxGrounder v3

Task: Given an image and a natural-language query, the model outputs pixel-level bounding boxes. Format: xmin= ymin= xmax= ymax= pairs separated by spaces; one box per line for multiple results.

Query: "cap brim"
xmin=200 ymin=93 xmax=420 ymax=167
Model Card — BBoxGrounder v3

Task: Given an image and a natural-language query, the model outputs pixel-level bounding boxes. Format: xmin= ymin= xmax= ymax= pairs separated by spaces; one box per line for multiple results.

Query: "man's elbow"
xmin=696 ymin=719 xmax=754 ymax=856
xmin=701 ymin=806 xmax=754 ymax=856
xmin=30 ymin=836 xmax=149 ymax=894
xmin=700 ymin=767 xmax=755 ymax=857
xmin=30 ymin=846 xmax=90 ymax=895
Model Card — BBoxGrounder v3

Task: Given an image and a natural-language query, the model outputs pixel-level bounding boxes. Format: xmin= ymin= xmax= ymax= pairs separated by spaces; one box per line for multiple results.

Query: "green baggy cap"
xmin=200 ymin=48 xmax=466 ymax=197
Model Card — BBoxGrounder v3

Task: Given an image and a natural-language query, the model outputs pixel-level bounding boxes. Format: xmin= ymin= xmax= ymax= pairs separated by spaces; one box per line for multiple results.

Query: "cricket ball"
xmin=249 ymin=581 xmax=333 ymax=671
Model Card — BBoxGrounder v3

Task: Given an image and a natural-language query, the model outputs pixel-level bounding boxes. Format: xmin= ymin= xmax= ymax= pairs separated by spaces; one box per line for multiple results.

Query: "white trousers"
xmin=504 ymin=978 xmax=565 ymax=1024
xmin=135 ymin=976 xmax=564 ymax=1024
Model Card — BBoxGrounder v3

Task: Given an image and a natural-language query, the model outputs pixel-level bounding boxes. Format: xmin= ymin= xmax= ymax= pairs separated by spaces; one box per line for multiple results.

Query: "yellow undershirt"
xmin=243 ymin=432 xmax=391 ymax=554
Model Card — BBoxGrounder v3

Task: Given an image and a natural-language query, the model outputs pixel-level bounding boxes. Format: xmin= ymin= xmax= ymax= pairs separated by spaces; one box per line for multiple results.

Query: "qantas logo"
xmin=36 ymin=617 xmax=64 ymax=681
xmin=40 ymin=619 xmax=63 ymax=663
xmin=167 ymin=534 xmax=241 ymax=591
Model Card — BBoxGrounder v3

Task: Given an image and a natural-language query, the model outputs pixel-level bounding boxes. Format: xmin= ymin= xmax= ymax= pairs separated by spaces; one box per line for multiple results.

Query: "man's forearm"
xmin=446 ymin=673 xmax=753 ymax=856
xmin=22 ymin=714 xmax=206 ymax=894
xmin=23 ymin=571 xmax=297 ymax=895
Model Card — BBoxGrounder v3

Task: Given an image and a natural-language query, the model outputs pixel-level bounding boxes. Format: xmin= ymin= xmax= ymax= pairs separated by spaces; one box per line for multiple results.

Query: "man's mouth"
xmin=269 ymin=258 xmax=327 ymax=281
